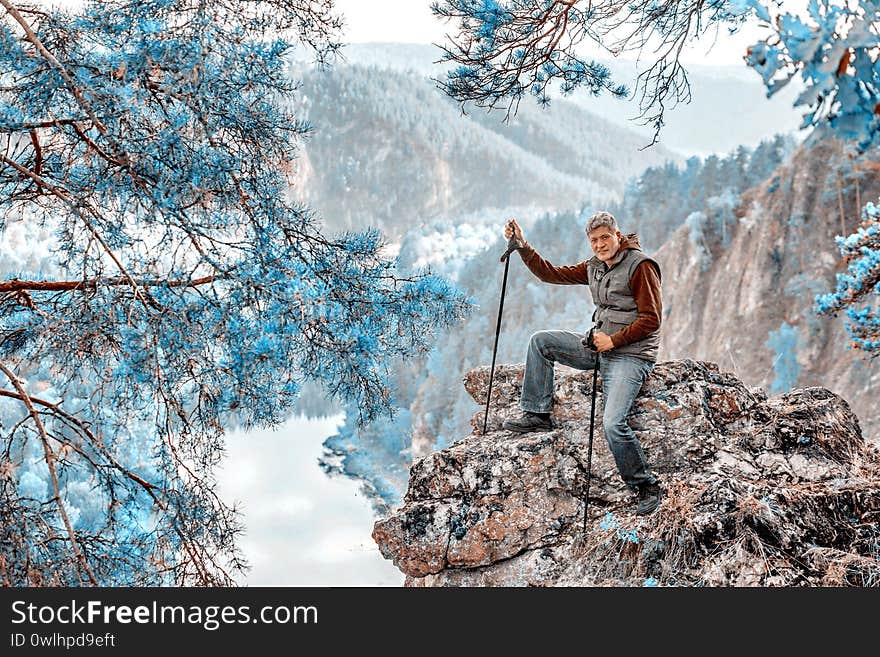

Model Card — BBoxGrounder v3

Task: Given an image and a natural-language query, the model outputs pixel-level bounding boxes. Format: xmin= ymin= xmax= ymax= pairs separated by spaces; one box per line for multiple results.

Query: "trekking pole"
xmin=482 ymin=233 xmax=523 ymax=435
xmin=582 ymin=321 xmax=602 ymax=533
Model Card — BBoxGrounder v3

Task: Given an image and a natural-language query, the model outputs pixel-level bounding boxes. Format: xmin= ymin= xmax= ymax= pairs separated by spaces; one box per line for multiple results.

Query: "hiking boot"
xmin=636 ymin=481 xmax=662 ymax=516
xmin=501 ymin=411 xmax=553 ymax=434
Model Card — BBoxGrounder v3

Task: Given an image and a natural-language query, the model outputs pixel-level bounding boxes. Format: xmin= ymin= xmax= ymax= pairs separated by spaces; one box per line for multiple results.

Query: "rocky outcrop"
xmin=372 ymin=360 xmax=880 ymax=586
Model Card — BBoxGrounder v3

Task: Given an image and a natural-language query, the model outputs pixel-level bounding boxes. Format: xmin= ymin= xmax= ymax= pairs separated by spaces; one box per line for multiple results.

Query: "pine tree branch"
xmin=0 ymin=275 xmax=218 ymax=293
xmin=0 ymin=360 xmax=99 ymax=586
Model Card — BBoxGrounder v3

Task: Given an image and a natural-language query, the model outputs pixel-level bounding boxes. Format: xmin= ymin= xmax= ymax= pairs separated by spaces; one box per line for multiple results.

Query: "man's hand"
xmin=592 ymin=331 xmax=614 ymax=353
xmin=505 ymin=218 xmax=525 ymax=245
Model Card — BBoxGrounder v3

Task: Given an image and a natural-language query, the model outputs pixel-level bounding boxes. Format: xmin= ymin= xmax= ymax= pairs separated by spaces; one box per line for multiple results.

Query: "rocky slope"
xmin=655 ymin=132 xmax=880 ymax=442
xmin=372 ymin=361 xmax=880 ymax=586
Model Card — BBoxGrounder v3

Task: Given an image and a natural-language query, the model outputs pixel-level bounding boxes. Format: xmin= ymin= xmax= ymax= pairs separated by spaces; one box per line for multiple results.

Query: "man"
xmin=501 ymin=211 xmax=663 ymax=515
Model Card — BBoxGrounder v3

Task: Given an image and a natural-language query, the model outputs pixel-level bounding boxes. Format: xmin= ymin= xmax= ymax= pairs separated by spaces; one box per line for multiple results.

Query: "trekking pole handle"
xmin=582 ymin=320 xmax=603 ymax=351
xmin=500 ymin=234 xmax=524 ymax=263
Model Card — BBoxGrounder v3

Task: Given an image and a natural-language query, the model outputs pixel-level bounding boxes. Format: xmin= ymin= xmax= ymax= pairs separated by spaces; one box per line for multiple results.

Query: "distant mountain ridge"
xmin=288 ymin=61 xmax=678 ymax=240
xmin=322 ymin=42 xmax=805 ymax=158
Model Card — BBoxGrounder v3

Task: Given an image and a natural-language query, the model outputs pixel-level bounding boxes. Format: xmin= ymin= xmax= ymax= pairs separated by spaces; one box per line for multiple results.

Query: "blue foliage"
xmin=322 ymin=405 xmax=413 ymax=508
xmin=744 ymin=0 xmax=880 ymax=149
xmin=0 ymin=0 xmax=471 ymax=585
xmin=815 ymin=201 xmax=880 ymax=353
xmin=685 ymin=211 xmax=711 ymax=271
xmin=433 ymin=1 xmax=751 ymax=140
xmin=683 ymin=189 xmax=737 ymax=270
xmin=598 ymin=511 xmax=639 ymax=544
xmin=607 ymin=135 xmax=795 ymax=252
xmin=599 ymin=511 xmax=618 ymax=531
xmin=433 ymin=1 xmax=629 ymax=118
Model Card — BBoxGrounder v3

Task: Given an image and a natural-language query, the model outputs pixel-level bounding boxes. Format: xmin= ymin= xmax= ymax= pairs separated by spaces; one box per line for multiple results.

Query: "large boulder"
xmin=372 ymin=360 xmax=880 ymax=586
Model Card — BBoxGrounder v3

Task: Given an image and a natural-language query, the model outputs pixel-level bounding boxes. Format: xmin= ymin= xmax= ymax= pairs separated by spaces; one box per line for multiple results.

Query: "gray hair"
xmin=586 ymin=211 xmax=619 ymax=235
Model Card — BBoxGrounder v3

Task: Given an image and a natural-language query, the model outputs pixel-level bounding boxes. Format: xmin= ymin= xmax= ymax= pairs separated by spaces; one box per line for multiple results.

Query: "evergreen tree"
xmin=0 ymin=0 xmax=471 ymax=585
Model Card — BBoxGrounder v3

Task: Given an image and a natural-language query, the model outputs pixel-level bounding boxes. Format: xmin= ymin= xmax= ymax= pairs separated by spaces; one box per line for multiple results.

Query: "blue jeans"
xmin=519 ymin=330 xmax=657 ymax=489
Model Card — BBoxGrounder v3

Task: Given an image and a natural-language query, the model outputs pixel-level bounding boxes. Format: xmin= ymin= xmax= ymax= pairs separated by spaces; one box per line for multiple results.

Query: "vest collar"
xmin=589 ymin=246 xmax=631 ymax=271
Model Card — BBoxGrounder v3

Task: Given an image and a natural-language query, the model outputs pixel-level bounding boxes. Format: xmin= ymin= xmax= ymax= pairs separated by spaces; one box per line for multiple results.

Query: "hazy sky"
xmin=43 ymin=0 xmax=806 ymax=67
xmin=335 ymin=0 xmax=781 ymax=67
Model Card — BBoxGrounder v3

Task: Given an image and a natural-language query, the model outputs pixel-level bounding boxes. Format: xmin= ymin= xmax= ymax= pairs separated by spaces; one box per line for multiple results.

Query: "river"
xmin=218 ymin=414 xmax=404 ymax=586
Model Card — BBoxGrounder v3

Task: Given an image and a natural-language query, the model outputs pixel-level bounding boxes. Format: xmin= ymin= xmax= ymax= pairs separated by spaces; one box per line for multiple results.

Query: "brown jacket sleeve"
xmin=517 ymin=243 xmax=589 ymax=285
xmin=609 ymin=260 xmax=662 ymax=347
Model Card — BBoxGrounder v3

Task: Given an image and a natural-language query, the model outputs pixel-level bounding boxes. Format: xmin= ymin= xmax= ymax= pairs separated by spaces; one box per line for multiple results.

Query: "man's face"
xmin=588 ymin=226 xmax=621 ymax=264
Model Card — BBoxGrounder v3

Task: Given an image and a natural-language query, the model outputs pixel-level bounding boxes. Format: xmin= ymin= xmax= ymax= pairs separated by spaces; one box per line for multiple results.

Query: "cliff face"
xmin=655 ymin=133 xmax=880 ymax=441
xmin=372 ymin=361 xmax=880 ymax=586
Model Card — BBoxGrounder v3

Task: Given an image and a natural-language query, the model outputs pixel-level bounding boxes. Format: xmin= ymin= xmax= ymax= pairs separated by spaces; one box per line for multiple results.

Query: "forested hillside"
xmin=608 ymin=135 xmax=796 ymax=250
xmin=288 ymin=63 xmax=677 ymax=240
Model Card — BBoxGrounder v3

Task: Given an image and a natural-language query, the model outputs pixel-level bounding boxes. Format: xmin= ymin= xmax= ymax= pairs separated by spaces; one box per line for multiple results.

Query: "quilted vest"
xmin=587 ymin=248 xmax=661 ymax=362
